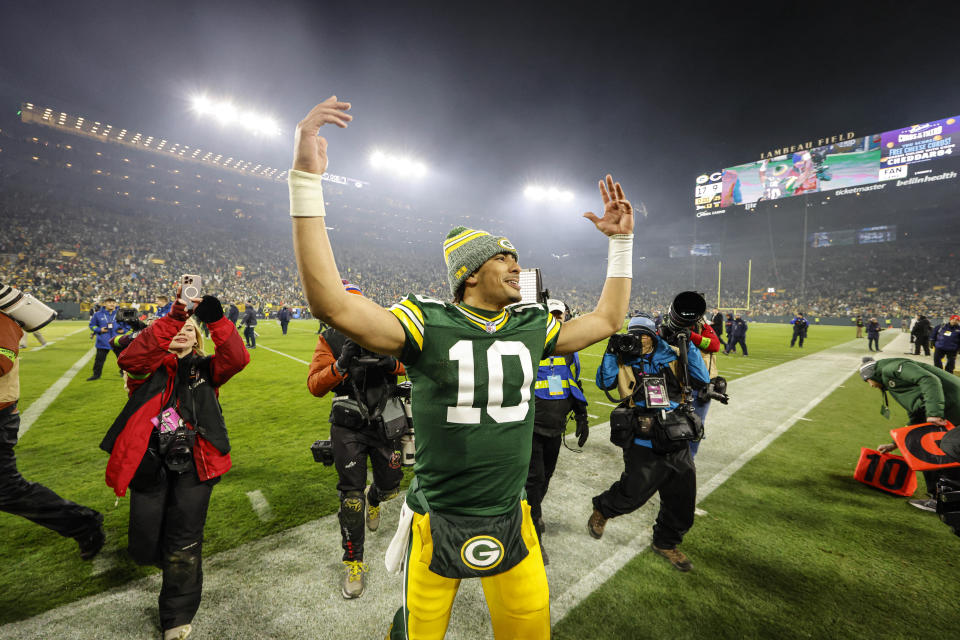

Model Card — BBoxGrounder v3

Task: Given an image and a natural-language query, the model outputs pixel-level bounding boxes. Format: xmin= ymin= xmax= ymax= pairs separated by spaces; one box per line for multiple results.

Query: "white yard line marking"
xmin=587 ymin=414 xmax=599 ymax=419
xmin=19 ymin=327 xmax=87 ymax=354
xmin=256 ymin=344 xmax=310 ymax=366
xmin=19 ymin=348 xmax=95 ymax=438
xmin=597 ymin=401 xmax=618 ymax=407
xmin=246 ymin=490 xmax=275 ymax=522
xmin=797 ymin=417 xmax=813 ymax=421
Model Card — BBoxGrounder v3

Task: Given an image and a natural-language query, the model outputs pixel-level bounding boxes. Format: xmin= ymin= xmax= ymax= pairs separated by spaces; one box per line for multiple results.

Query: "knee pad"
xmin=339 ymin=491 xmax=365 ymax=530
xmin=164 ymin=544 xmax=201 ymax=581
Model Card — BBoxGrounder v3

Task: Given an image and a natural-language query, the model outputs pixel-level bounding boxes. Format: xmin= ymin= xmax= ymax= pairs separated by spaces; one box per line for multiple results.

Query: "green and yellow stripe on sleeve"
xmin=389 ymin=296 xmax=425 ymax=361
xmin=544 ymin=313 xmax=561 ymax=358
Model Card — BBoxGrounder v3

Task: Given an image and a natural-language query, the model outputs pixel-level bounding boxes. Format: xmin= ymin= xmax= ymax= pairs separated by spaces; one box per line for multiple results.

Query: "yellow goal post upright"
xmin=715 ymin=258 xmax=752 ymax=315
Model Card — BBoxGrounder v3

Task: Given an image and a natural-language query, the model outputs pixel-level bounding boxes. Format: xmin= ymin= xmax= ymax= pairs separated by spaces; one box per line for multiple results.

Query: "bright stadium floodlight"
xmin=189 ymin=94 xmax=281 ymax=136
xmin=524 ymin=184 xmax=574 ymax=203
xmin=369 ymin=150 xmax=428 ymax=179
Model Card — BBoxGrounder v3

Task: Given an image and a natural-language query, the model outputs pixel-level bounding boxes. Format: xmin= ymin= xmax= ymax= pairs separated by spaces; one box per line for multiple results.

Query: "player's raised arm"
xmin=289 ymin=97 xmax=406 ymax=358
xmin=553 ymin=174 xmax=633 ymax=355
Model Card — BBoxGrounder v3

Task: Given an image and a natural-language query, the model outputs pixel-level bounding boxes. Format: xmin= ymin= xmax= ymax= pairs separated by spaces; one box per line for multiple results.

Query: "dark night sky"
xmin=1 ymin=0 xmax=958 ymax=225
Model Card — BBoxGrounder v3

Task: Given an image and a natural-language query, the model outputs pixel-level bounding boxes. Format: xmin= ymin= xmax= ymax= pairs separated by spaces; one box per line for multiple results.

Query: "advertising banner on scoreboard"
xmin=880 ymin=116 xmax=959 ymax=174
xmin=695 ymin=113 xmax=960 ymax=216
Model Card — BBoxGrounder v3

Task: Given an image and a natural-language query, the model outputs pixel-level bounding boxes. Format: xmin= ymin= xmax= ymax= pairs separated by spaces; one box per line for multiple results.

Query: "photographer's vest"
xmin=0 ymin=315 xmax=22 ymax=408
xmin=533 ymin=353 xmax=586 ymax=403
xmin=322 ymin=328 xmax=400 ymax=432
xmin=0 ymin=355 xmax=18 ymax=407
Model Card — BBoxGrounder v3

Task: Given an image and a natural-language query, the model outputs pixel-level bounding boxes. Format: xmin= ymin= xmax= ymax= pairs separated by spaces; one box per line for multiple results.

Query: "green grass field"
xmin=4 ymin=320 xmax=958 ymax=634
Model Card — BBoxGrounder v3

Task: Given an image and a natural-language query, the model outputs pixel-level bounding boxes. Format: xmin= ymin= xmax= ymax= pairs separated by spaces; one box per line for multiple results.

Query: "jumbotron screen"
xmin=694 ymin=114 xmax=959 ymax=216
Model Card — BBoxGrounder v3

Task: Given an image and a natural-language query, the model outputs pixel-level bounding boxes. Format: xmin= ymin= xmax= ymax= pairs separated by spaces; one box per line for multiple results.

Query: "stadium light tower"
xmin=523 ymin=184 xmax=574 ymax=203
xmin=189 ymin=94 xmax=281 ymax=137
xmin=369 ymin=149 xmax=428 ymax=179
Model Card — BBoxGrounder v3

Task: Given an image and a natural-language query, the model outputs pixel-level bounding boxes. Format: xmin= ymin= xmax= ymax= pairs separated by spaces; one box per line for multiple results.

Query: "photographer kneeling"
xmin=307 ymin=281 xmax=406 ymax=599
xmin=100 ymin=288 xmax=249 ymax=640
xmin=588 ymin=314 xmax=710 ymax=572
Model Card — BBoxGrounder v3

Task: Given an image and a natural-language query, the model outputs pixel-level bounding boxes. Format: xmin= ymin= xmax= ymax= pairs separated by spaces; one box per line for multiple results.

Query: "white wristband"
xmin=607 ymin=233 xmax=634 ymax=279
xmin=288 ymin=169 xmax=327 ymax=218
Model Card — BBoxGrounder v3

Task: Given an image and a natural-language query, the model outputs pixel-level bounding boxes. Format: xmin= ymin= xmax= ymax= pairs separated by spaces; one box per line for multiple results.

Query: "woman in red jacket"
xmin=100 ymin=290 xmax=249 ymax=640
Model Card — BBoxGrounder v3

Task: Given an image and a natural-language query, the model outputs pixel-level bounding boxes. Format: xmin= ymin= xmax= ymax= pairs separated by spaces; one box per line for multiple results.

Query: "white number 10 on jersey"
xmin=447 ymin=340 xmax=534 ymax=424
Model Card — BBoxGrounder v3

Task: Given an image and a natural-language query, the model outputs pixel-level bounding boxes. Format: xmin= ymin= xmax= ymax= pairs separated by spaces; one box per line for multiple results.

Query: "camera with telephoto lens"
xmin=702 ymin=376 xmax=730 ymax=404
xmin=659 ymin=291 xmax=707 ymax=345
xmin=608 ymin=332 xmax=645 ymax=359
xmin=396 ymin=381 xmax=416 ymax=466
xmin=0 ymin=282 xmax=56 ymax=332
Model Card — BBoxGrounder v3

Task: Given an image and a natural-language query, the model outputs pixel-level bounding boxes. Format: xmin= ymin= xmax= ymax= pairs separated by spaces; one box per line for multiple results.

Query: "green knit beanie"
xmin=444 ymin=226 xmax=518 ymax=298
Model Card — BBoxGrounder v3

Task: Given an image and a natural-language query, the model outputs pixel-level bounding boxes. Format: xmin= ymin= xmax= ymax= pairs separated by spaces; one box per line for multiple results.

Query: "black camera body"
xmin=608 ymin=332 xmax=645 ymax=359
xmin=116 ymin=307 xmax=147 ymax=332
xmin=702 ymin=376 xmax=730 ymax=404
xmin=116 ymin=307 xmax=138 ymax=324
xmin=937 ymin=477 xmax=960 ymax=537
xmin=311 ymin=439 xmax=335 ymax=466
xmin=158 ymin=428 xmax=196 ymax=473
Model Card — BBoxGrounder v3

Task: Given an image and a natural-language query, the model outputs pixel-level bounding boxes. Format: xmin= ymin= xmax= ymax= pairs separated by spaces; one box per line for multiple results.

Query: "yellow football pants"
xmin=395 ymin=500 xmax=550 ymax=639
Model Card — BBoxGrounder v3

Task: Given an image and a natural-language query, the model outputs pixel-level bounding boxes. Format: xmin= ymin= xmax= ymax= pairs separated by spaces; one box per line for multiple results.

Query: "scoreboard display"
xmin=695 ymin=114 xmax=959 ymax=216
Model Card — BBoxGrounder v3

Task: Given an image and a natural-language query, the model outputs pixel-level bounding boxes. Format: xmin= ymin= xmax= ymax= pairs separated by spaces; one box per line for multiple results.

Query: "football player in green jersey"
xmin=289 ymin=96 xmax=634 ymax=640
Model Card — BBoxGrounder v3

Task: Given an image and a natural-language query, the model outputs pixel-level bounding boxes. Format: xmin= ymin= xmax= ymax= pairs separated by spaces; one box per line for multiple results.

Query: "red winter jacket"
xmin=103 ymin=310 xmax=249 ymax=496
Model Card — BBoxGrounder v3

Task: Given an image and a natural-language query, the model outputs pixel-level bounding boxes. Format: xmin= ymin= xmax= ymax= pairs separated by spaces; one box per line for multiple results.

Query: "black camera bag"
xmin=330 ymin=396 xmax=368 ymax=430
xmin=377 ymin=396 xmax=408 ymax=441
xmin=651 ymin=405 xmax=703 ymax=454
xmin=609 ymin=404 xmax=636 ymax=447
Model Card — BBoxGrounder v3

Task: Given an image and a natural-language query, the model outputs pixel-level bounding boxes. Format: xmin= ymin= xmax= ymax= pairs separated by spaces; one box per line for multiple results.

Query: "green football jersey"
xmin=390 ymin=295 xmax=561 ymax=516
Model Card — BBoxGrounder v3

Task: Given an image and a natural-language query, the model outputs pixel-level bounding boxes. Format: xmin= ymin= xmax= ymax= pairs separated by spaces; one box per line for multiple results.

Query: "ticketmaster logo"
xmin=834 ymin=183 xmax=888 ymax=196
xmin=896 ymin=171 xmax=958 ymax=186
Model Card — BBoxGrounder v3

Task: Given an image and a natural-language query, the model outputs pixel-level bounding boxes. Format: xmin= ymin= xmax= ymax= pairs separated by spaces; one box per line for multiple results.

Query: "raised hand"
xmin=293 ymin=96 xmax=353 ymax=175
xmin=583 ymin=174 xmax=634 ymax=237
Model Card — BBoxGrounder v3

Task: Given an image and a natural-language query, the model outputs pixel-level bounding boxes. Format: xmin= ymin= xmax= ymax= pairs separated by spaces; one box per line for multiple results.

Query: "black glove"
xmin=376 ymin=354 xmax=398 ymax=373
xmin=337 ymin=339 xmax=361 ymax=372
xmin=193 ymin=296 xmax=224 ymax=323
xmin=575 ymin=413 xmax=589 ymax=447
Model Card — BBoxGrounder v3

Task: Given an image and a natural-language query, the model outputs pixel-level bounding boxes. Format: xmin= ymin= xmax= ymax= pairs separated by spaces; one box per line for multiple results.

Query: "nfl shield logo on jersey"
xmin=485 ymin=321 xmax=496 ymax=334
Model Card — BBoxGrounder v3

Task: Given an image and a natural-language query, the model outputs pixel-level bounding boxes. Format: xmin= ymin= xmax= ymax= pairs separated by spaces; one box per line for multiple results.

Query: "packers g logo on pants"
xmin=460 ymin=535 xmax=505 ymax=571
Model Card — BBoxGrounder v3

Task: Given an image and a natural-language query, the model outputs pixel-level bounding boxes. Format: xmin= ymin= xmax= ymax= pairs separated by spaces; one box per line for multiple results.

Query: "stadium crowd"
xmin=1 ymin=184 xmax=958 ymax=322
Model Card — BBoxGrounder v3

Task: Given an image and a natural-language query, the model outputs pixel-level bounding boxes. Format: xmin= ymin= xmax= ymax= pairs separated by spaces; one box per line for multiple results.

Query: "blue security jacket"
xmin=730 ymin=319 xmax=748 ymax=340
xmin=534 ymin=352 xmax=587 ymax=403
xmin=89 ymin=309 xmax=129 ymax=350
xmin=933 ymin=323 xmax=960 ymax=351
xmin=596 ymin=335 xmax=711 ymax=448
xmin=790 ymin=316 xmax=808 ymax=336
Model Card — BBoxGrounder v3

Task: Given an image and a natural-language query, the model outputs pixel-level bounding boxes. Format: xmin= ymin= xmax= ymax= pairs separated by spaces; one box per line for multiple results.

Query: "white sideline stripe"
xmin=256 ymin=344 xmax=310 ymax=366
xmin=19 ymin=348 xmax=95 ymax=438
xmin=797 ymin=417 xmax=813 ymax=421
xmin=246 ymin=490 xmax=275 ymax=522
xmin=695 ymin=368 xmax=851 ymax=500
xmin=90 ymin=550 xmax=118 ymax=577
